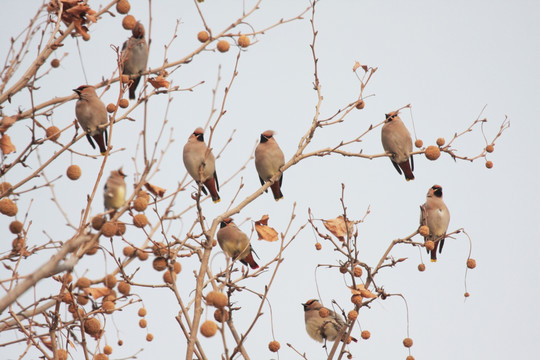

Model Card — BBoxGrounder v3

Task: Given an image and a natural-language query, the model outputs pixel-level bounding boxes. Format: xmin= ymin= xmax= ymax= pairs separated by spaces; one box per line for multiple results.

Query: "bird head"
xmin=385 ymin=111 xmax=399 ymax=122
xmin=192 ymin=127 xmax=205 ymax=142
xmin=429 ymin=184 xmax=443 ymax=198
xmin=220 ymin=217 xmax=233 ymax=228
xmin=302 ymin=299 xmax=321 ymax=311
xmin=260 ymin=130 xmax=275 ymax=143
xmin=132 ymin=22 xmax=145 ymax=39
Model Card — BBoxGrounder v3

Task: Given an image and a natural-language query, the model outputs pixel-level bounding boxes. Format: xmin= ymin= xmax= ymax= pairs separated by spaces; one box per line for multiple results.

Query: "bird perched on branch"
xmin=74 ymin=85 xmax=108 ymax=154
xmin=104 ymin=168 xmax=127 ymax=218
xmin=302 ymin=299 xmax=357 ymax=343
xmin=121 ymin=22 xmax=148 ymax=100
xmin=381 ymin=112 xmax=414 ymax=181
xmin=255 ymin=130 xmax=285 ymax=200
xmin=183 ymin=127 xmax=220 ymax=203
xmin=420 ymin=184 xmax=450 ymax=262
xmin=216 ymin=218 xmax=259 ymax=269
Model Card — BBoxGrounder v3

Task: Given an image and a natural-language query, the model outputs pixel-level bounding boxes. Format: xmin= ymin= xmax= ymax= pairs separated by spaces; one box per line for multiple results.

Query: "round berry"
xmin=414 ymin=139 xmax=423 ymax=148
xmin=424 ymin=240 xmax=435 ymax=251
xmin=214 ymin=308 xmax=229 ymax=322
xmin=347 ymin=310 xmax=358 ymax=321
xmin=268 ymin=340 xmax=280 ymax=352
xmin=46 ymin=126 xmax=61 ymax=141
xmin=361 ymin=330 xmax=371 ymax=340
xmin=106 ymin=103 xmax=117 ymax=113
xmin=197 ymin=31 xmax=209 ymax=42
xmin=467 ymin=258 xmax=476 ymax=269
xmin=315 ymin=242 xmax=322 ymax=250
xmin=318 ymin=308 xmax=329 ymax=318
xmin=200 ymin=320 xmax=218 ymax=337
xmin=122 ymin=15 xmax=137 ymax=30
xmin=425 ymin=145 xmax=441 ymax=161
xmin=417 ymin=263 xmax=426 ymax=272
xmin=355 ymin=100 xmax=365 ymax=109
xmin=116 ymin=0 xmax=130 ymax=14
xmin=101 ymin=221 xmax=116 ymax=237
xmin=133 ymin=214 xmax=148 ymax=228
xmin=133 ymin=197 xmax=148 ymax=212
xmin=419 ymin=225 xmax=430 ymax=237
xmin=152 ymin=257 xmax=167 ymax=272
xmin=66 ymin=165 xmax=81 ymax=180
xmin=353 ymin=266 xmax=363 ymax=277
xmin=84 ymin=317 xmax=101 ymax=336
xmin=238 ymin=35 xmax=250 ymax=48
xmin=9 ymin=220 xmax=23 ymax=234
xmin=485 ymin=144 xmax=494 ymax=153
xmin=485 ymin=161 xmax=493 ymax=169
xmin=403 ymin=337 xmax=413 ymax=348
xmin=0 ymin=198 xmax=17 ymax=217
xmin=436 ymin=137 xmax=445 ymax=146
xmin=217 ymin=40 xmax=230 ymax=53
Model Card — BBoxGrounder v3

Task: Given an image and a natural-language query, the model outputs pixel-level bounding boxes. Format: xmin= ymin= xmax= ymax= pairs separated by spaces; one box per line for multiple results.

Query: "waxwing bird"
xmin=104 ymin=168 xmax=127 ymax=217
xmin=216 ymin=218 xmax=259 ymax=269
xmin=182 ymin=127 xmax=220 ymax=203
xmin=255 ymin=130 xmax=285 ymax=201
xmin=121 ymin=22 xmax=148 ymax=100
xmin=381 ymin=113 xmax=414 ymax=181
xmin=420 ymin=184 xmax=451 ymax=262
xmin=302 ymin=299 xmax=357 ymax=343
xmin=74 ymin=85 xmax=108 ymax=154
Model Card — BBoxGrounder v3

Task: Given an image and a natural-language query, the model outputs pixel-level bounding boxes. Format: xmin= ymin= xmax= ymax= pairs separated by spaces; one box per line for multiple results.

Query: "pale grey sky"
xmin=1 ymin=0 xmax=539 ymax=359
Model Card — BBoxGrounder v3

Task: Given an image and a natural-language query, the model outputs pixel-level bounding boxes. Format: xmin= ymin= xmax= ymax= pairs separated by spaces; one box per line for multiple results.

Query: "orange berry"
xmin=0 ymin=181 xmax=12 ymax=194
xmin=206 ymin=291 xmax=228 ymax=308
xmin=57 ymin=349 xmax=68 ymax=360
xmin=137 ymin=307 xmax=147 ymax=317
xmin=436 ymin=137 xmax=445 ymax=146
xmin=46 ymin=126 xmax=61 ymax=141
xmin=76 ymin=277 xmax=91 ymax=289
xmin=123 ymin=246 xmax=136 ymax=257
xmin=94 ymin=354 xmax=108 ymax=360
xmin=102 ymin=300 xmax=115 ymax=314
xmin=406 ymin=356 xmax=415 ymax=360
xmin=11 ymin=237 xmax=25 ymax=253
xmin=464 ymin=292 xmax=470 ymax=297
xmin=152 ymin=242 xmax=168 ymax=256
xmin=485 ymin=144 xmax=494 ymax=153
xmin=318 ymin=308 xmax=329 ymax=318
xmin=173 ymin=261 xmax=182 ymax=274
xmin=238 ymin=35 xmax=250 ymax=48
xmin=101 ymin=221 xmax=116 ymax=237
xmin=51 ymin=58 xmax=60 ymax=68
xmin=115 ymin=221 xmax=126 ymax=236
xmin=315 ymin=242 xmax=322 ymax=250
xmin=103 ymin=345 xmax=113 ymax=355
xmin=116 ymin=0 xmax=130 ymax=14
xmin=91 ymin=216 xmax=105 ymax=230
xmin=355 ymin=100 xmax=365 ymax=109
xmin=424 ymin=240 xmax=435 ymax=251
xmin=197 ymin=31 xmax=209 ymax=42
xmin=137 ymin=190 xmax=150 ymax=201
xmin=425 ymin=145 xmax=441 ymax=160
xmin=414 ymin=139 xmax=423 ymax=148
xmin=418 ymin=225 xmax=430 ymax=237
xmin=268 ymin=340 xmax=280 ymax=352
xmin=133 ymin=197 xmax=148 ymax=212
xmin=361 ymin=330 xmax=371 ymax=339
xmin=118 ymin=99 xmax=129 ymax=108
xmin=467 ymin=258 xmax=476 ymax=269
xmin=9 ymin=220 xmax=23 ymax=234
xmin=77 ymin=294 xmax=89 ymax=305
xmin=120 ymin=74 xmax=130 ymax=84
xmin=118 ymin=340 xmax=123 ymax=346
xmin=403 ymin=337 xmax=413 ymax=348
xmin=84 ymin=317 xmax=101 ymax=336
xmin=104 ymin=274 xmax=117 ymax=289
xmin=347 ymin=310 xmax=358 ymax=321
xmin=106 ymin=103 xmax=117 ymax=113
xmin=200 ymin=320 xmax=218 ymax=337
xmin=353 ymin=266 xmax=363 ymax=277
xmin=66 ymin=165 xmax=81 ymax=180
xmin=163 ymin=270 xmax=176 ymax=284
xmin=133 ymin=214 xmax=148 ymax=228
xmin=214 ymin=308 xmax=229 ymax=322
xmin=339 ymin=265 xmax=348 ymax=274
xmin=122 ymin=15 xmax=137 ymax=30
xmin=351 ymin=294 xmax=363 ymax=305
xmin=485 ymin=161 xmax=493 ymax=169
xmin=117 ymin=281 xmax=130 ymax=295
xmin=139 ymin=318 xmax=147 ymax=328
xmin=146 ymin=333 xmax=154 ymax=342
xmin=0 ymin=198 xmax=17 ymax=216
xmin=417 ymin=263 xmax=426 ymax=272
xmin=217 ymin=40 xmax=230 ymax=53
xmin=137 ymin=250 xmax=149 ymax=261
xmin=153 ymin=257 xmax=167 ymax=272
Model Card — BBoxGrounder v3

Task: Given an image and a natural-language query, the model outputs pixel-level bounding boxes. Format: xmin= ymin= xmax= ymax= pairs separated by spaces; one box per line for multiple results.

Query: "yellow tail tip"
xmin=100 ymin=152 xmax=107 ymax=156
xmin=213 ymin=199 xmax=221 ymax=203
xmin=431 ymin=259 xmax=437 ymax=263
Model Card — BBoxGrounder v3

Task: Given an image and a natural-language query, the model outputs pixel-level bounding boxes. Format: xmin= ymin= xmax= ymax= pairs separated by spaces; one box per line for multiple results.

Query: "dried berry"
xmin=138 ymin=307 xmax=147 ymax=317
xmin=84 ymin=317 xmax=101 ymax=336
xmin=152 ymin=257 xmax=167 ymax=272
xmin=318 ymin=308 xmax=329 ymax=318
xmin=467 ymin=258 xmax=476 ymax=269
xmin=200 ymin=320 xmax=217 ymax=337
xmin=133 ymin=197 xmax=148 ymax=212
xmin=103 ymin=345 xmax=113 ymax=355
xmin=417 ymin=263 xmax=426 ymax=272
xmin=214 ymin=308 xmax=229 ymax=322
xmin=133 ymin=214 xmax=148 ymax=228
xmin=119 ymin=98 xmax=129 ymax=108
xmin=101 ymin=222 xmax=116 ymax=237
xmin=91 ymin=216 xmax=105 ymax=230
xmin=104 ymin=274 xmax=117 ymax=289
xmin=238 ymin=35 xmax=250 ymax=48
xmin=347 ymin=310 xmax=358 ymax=321
xmin=0 ymin=198 xmax=17 ymax=216
xmin=361 ymin=330 xmax=371 ymax=340
xmin=403 ymin=337 xmax=413 ymax=348
xmin=355 ymin=100 xmax=365 ymax=109
xmin=419 ymin=225 xmax=430 ymax=237
xmin=351 ymin=294 xmax=363 ymax=305
xmin=122 ymin=15 xmax=136 ymax=30
xmin=51 ymin=59 xmax=61 ymax=68
xmin=173 ymin=261 xmax=182 ymax=274
xmin=424 ymin=145 xmax=441 ymax=161
xmin=9 ymin=220 xmax=23 ymax=234
xmin=139 ymin=318 xmax=147 ymax=328
xmin=76 ymin=277 xmax=91 ymax=289
xmin=197 ymin=31 xmax=209 ymax=42
xmin=268 ymin=340 xmax=280 ymax=352
xmin=123 ymin=246 xmax=136 ymax=257
xmin=217 ymin=40 xmax=230 ymax=53
xmin=424 ymin=240 xmax=435 ymax=251
xmin=102 ymin=300 xmax=115 ymax=314
xmin=315 ymin=242 xmax=322 ymax=250
xmin=414 ymin=139 xmax=423 ymax=148
xmin=146 ymin=333 xmax=154 ymax=342
xmin=436 ymin=137 xmax=445 ymax=146
xmin=485 ymin=161 xmax=493 ymax=169
xmin=106 ymin=103 xmax=117 ymax=113
xmin=66 ymin=165 xmax=82 ymax=180
xmin=353 ymin=266 xmax=363 ymax=277
xmin=117 ymin=281 xmax=130 ymax=295
xmin=206 ymin=291 xmax=228 ymax=308
xmin=486 ymin=144 xmax=494 ymax=153
xmin=46 ymin=126 xmax=61 ymax=141
xmin=116 ymin=0 xmax=130 ymax=14
xmin=163 ymin=270 xmax=175 ymax=284
xmin=137 ymin=250 xmax=149 ymax=261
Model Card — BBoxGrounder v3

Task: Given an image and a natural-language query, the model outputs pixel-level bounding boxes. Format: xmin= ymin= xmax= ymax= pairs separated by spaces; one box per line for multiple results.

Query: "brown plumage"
xmin=255 ymin=130 xmax=285 ymax=200
xmin=182 ymin=128 xmax=220 ymax=202
xmin=302 ymin=299 xmax=356 ymax=343
xmin=74 ymin=85 xmax=108 ymax=154
xmin=381 ymin=113 xmax=414 ymax=181
xmin=216 ymin=218 xmax=259 ymax=269
xmin=104 ymin=168 xmax=127 ymax=218
xmin=420 ymin=184 xmax=451 ymax=262
xmin=121 ymin=22 xmax=149 ymax=100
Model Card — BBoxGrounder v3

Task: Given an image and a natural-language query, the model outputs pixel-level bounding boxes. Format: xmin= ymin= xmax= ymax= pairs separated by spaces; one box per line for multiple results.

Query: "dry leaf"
xmin=148 ymin=76 xmax=170 ymax=89
xmin=41 ymin=337 xmax=53 ymax=351
xmin=254 ymin=214 xmax=278 ymax=242
xmin=0 ymin=135 xmax=16 ymax=154
xmin=323 ymin=215 xmax=353 ymax=242
xmin=0 ymin=116 xmax=16 ymax=134
xmin=84 ymin=287 xmax=111 ymax=299
xmin=353 ymin=61 xmax=361 ymax=71
xmin=349 ymin=284 xmax=377 ymax=299
xmin=144 ymin=182 xmax=166 ymax=197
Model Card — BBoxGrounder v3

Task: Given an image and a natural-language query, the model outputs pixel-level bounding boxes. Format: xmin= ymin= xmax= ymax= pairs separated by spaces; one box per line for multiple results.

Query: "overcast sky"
xmin=1 ymin=0 xmax=539 ymax=359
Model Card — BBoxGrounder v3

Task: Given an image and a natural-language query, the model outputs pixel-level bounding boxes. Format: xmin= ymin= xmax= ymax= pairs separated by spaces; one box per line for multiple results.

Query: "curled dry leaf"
xmin=144 ymin=182 xmax=166 ymax=197
xmin=84 ymin=287 xmax=111 ymax=299
xmin=254 ymin=214 xmax=279 ymax=242
xmin=0 ymin=135 xmax=16 ymax=154
xmin=47 ymin=0 xmax=97 ymax=39
xmin=323 ymin=215 xmax=354 ymax=242
xmin=148 ymin=76 xmax=170 ymax=89
xmin=353 ymin=61 xmax=361 ymax=72
xmin=0 ymin=116 xmax=16 ymax=134
xmin=349 ymin=284 xmax=377 ymax=299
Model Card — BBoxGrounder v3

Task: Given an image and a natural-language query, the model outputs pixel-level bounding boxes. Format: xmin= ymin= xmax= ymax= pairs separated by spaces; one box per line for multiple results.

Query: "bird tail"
xmin=204 ymin=178 xmax=220 ymax=203
xmin=129 ymin=76 xmax=141 ymax=100
xmin=240 ymin=252 xmax=259 ymax=269
xmin=270 ymin=181 xmax=283 ymax=201
xmin=398 ymin=160 xmax=415 ymax=181
xmin=93 ymin=132 xmax=108 ymax=155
